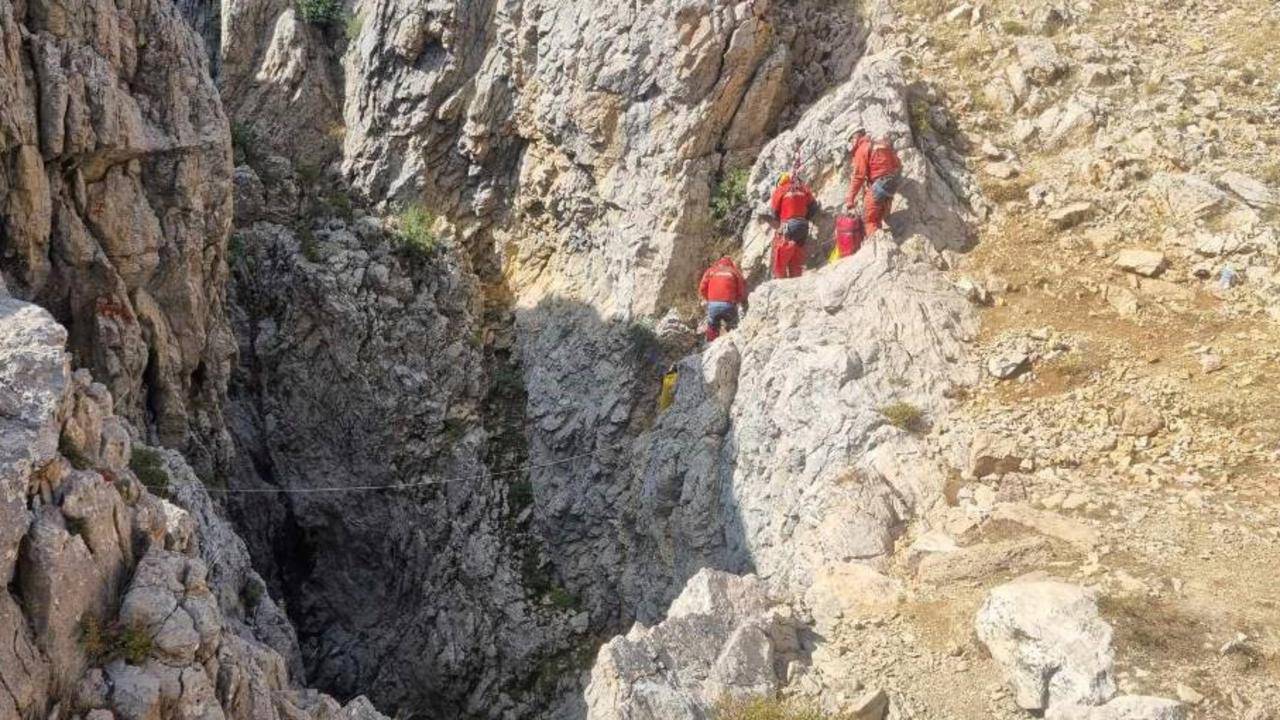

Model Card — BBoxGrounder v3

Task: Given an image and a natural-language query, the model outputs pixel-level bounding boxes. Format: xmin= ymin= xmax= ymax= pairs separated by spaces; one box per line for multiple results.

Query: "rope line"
xmin=144 ymin=439 xmax=632 ymax=495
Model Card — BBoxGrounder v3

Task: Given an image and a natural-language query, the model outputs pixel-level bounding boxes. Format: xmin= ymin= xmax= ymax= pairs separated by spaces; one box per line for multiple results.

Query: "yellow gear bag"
xmin=657 ymin=371 xmax=678 ymax=412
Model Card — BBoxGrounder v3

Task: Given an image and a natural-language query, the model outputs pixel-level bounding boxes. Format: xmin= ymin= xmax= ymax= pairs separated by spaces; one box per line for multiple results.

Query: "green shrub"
xmin=324 ymin=190 xmax=354 ymax=221
xmin=345 ymin=11 xmax=364 ymax=41
xmin=879 ymin=401 xmax=924 ymax=432
xmin=508 ymin=478 xmax=534 ymax=515
xmin=999 ymin=18 xmax=1028 ymax=35
xmin=393 ymin=203 xmax=438 ymax=259
xmin=227 ymin=234 xmax=246 ymax=262
xmin=296 ymin=0 xmax=342 ymax=24
xmin=710 ymin=168 xmax=751 ymax=236
xmin=80 ymin=616 xmax=154 ymax=665
xmin=297 ymin=226 xmax=325 ymax=263
xmin=118 ymin=625 xmax=154 ymax=665
xmin=230 ymin=122 xmax=262 ymax=167
xmin=295 ymin=162 xmax=322 ymax=189
xmin=242 ymin=577 xmax=266 ymax=610
xmin=1055 ymin=352 xmax=1094 ymax=379
xmin=546 ymin=586 xmax=577 ymax=610
xmin=714 ymin=696 xmax=831 ymax=720
xmin=130 ymin=446 xmax=170 ymax=498
xmin=626 ymin=320 xmax=661 ymax=365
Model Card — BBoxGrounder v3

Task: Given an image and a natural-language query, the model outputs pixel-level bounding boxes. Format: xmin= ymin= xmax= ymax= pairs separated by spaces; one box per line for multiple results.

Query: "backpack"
xmin=829 ymin=214 xmax=864 ymax=263
xmin=782 ymin=217 xmax=810 ymax=243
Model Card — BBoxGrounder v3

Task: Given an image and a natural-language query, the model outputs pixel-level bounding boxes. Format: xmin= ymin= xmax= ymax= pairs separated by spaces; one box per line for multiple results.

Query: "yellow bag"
xmin=657 ymin=370 xmax=678 ymax=412
xmin=827 ymin=246 xmax=840 ymax=265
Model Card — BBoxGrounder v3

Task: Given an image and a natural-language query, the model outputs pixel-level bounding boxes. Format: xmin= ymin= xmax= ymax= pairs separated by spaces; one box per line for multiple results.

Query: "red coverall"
xmin=769 ymin=180 xmax=815 ymax=279
xmin=699 ymin=257 xmax=746 ymax=341
xmin=847 ymin=137 xmax=902 ymax=237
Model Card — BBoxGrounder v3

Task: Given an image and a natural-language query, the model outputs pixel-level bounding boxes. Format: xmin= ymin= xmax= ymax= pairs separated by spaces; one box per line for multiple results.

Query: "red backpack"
xmin=834 ymin=214 xmax=865 ymax=258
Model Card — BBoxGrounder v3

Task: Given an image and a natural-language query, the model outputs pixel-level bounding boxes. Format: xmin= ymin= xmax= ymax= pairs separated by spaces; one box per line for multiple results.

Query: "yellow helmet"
xmin=778 ymin=172 xmax=792 ymax=186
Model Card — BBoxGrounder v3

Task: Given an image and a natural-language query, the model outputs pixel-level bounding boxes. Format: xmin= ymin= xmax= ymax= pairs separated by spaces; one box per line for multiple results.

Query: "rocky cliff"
xmin=5 ymin=0 xmax=1275 ymax=718
xmin=0 ymin=0 xmax=235 ymax=472
xmin=161 ymin=0 xmax=987 ymax=715
xmin=0 ymin=289 xmax=384 ymax=720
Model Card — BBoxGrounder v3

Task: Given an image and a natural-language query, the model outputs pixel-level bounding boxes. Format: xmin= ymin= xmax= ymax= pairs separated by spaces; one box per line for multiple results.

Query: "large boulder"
xmin=584 ymin=569 xmax=801 ymax=720
xmin=976 ymin=581 xmax=1117 ymax=711
xmin=0 ymin=298 xmax=69 ymax=502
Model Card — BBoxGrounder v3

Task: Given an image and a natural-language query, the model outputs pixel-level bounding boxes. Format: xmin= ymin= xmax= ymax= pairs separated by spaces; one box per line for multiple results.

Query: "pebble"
xmin=1175 ymin=683 xmax=1205 ymax=705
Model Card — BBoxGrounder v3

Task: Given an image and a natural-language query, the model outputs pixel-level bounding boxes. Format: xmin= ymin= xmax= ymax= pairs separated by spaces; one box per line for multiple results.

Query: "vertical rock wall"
xmin=0 ymin=290 xmax=387 ymax=720
xmin=0 ymin=0 xmax=235 ymax=470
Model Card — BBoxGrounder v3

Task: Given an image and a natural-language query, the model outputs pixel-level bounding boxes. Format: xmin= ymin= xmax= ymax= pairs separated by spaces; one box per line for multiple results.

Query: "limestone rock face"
xmin=976 ymin=580 xmax=1117 ymax=712
xmin=225 ymin=219 xmax=581 ymax=716
xmin=218 ymin=0 xmax=342 ymax=168
xmin=626 ymin=242 xmax=978 ymax=611
xmin=741 ymin=53 xmax=974 ymax=276
xmin=584 ymin=569 xmax=801 ymax=720
xmin=0 ymin=0 xmax=235 ymax=470
xmin=0 ymin=295 xmax=388 ymax=720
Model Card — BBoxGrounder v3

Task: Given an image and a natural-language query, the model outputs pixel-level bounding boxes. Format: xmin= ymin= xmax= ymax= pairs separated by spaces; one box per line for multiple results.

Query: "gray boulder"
xmin=975 ymin=580 xmax=1117 ymax=711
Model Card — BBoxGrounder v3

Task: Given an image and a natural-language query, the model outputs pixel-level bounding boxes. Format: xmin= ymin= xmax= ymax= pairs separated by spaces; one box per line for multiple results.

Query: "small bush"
xmin=626 ymin=320 xmax=662 ymax=366
xmin=908 ymin=95 xmax=933 ymax=136
xmin=295 ymin=162 xmax=322 ymax=189
xmin=714 ymin=696 xmax=831 ymax=720
xmin=230 ymin=122 xmax=262 ymax=167
xmin=345 ymin=11 xmax=364 ymax=41
xmin=80 ymin=615 xmax=109 ymax=659
xmin=129 ymin=446 xmax=170 ymax=498
xmin=710 ymin=168 xmax=751 ymax=236
xmin=80 ymin=616 xmax=154 ymax=665
xmin=984 ymin=176 xmax=1036 ymax=205
xmin=118 ymin=625 xmax=154 ymax=665
xmin=879 ymin=401 xmax=924 ymax=432
xmin=393 ymin=203 xmax=439 ymax=259
xmin=297 ymin=226 xmax=325 ymax=263
xmin=242 ymin=577 xmax=266 ymax=610
xmin=296 ymin=0 xmax=341 ymax=24
xmin=508 ymin=478 xmax=534 ymax=515
xmin=1259 ymin=160 xmax=1280 ymax=186
xmin=1055 ymin=352 xmax=1093 ymax=379
xmin=546 ymin=586 xmax=577 ymax=610
xmin=227 ymin=234 xmax=246 ymax=262
xmin=999 ymin=19 xmax=1028 ymax=35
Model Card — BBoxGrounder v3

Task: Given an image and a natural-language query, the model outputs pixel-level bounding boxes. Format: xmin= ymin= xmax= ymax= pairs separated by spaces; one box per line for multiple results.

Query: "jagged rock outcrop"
xmin=0 ymin=0 xmax=235 ymax=472
xmin=741 ymin=54 xmax=974 ymax=277
xmin=216 ymin=0 xmax=343 ymax=168
xmin=0 ymin=291 xmax=386 ymax=720
xmin=624 ymin=239 xmax=978 ymax=617
xmin=584 ymin=569 xmax=802 ymax=720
